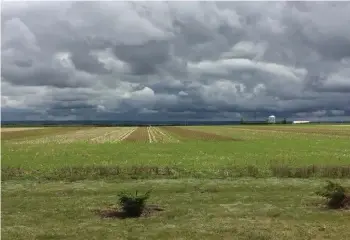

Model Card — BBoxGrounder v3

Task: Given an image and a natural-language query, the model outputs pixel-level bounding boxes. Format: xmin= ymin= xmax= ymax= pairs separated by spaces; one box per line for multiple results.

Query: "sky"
xmin=1 ymin=1 xmax=350 ymax=122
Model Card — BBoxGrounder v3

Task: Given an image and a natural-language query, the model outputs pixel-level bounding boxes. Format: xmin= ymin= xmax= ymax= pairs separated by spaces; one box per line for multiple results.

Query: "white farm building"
xmin=292 ymin=120 xmax=310 ymax=124
xmin=268 ymin=115 xmax=276 ymax=124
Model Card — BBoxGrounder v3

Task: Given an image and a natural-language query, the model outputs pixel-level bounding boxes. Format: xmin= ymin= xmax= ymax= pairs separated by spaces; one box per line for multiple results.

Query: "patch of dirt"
xmin=161 ymin=127 xmax=240 ymax=141
xmin=340 ymin=195 xmax=350 ymax=209
xmin=94 ymin=204 xmax=164 ymax=219
xmin=123 ymin=127 xmax=149 ymax=142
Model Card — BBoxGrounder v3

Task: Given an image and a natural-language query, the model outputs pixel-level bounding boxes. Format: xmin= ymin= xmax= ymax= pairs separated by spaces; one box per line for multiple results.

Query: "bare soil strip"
xmin=160 ymin=127 xmax=238 ymax=141
xmin=123 ymin=127 xmax=149 ymax=142
xmin=0 ymin=127 xmax=44 ymax=132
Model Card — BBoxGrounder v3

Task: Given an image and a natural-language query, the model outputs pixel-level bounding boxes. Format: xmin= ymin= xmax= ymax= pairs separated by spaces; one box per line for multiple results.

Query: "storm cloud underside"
xmin=1 ymin=1 xmax=350 ymax=121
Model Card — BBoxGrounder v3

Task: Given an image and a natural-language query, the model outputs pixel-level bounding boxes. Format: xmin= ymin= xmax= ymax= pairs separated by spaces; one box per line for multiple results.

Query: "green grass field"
xmin=1 ymin=125 xmax=350 ymax=239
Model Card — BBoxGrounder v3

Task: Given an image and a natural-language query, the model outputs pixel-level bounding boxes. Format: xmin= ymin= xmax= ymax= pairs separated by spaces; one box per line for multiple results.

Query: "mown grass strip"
xmin=3 ymin=164 xmax=350 ymax=181
xmin=3 ymin=179 xmax=350 ymax=240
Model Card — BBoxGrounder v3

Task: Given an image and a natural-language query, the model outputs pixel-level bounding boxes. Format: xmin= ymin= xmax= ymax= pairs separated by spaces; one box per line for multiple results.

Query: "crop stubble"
xmin=235 ymin=126 xmax=350 ymax=137
xmin=147 ymin=126 xmax=179 ymax=143
xmin=6 ymin=126 xmax=180 ymax=144
xmin=89 ymin=127 xmax=137 ymax=143
xmin=12 ymin=127 xmax=137 ymax=144
xmin=0 ymin=127 xmax=44 ymax=132
xmin=160 ymin=126 xmax=238 ymax=141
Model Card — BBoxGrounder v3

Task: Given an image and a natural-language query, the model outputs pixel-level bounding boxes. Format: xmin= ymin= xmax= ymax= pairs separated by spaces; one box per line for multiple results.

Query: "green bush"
xmin=316 ymin=180 xmax=348 ymax=209
xmin=118 ymin=190 xmax=151 ymax=217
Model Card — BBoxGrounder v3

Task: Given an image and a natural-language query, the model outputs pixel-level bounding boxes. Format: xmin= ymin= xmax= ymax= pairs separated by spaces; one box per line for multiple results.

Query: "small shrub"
xmin=316 ymin=180 xmax=349 ymax=209
xmin=118 ymin=190 xmax=151 ymax=217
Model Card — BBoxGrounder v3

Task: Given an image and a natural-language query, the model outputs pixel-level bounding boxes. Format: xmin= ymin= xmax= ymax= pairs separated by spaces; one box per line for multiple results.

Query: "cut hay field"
xmin=2 ymin=125 xmax=350 ymax=240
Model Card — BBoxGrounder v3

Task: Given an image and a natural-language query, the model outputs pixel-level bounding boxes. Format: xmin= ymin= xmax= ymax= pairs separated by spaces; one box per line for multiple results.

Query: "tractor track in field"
xmin=147 ymin=126 xmax=156 ymax=143
xmin=116 ymin=127 xmax=137 ymax=142
xmin=147 ymin=126 xmax=180 ymax=143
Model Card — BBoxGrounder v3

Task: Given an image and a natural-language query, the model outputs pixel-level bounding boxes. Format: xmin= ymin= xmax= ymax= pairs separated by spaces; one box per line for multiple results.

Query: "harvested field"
xmin=0 ymin=127 xmax=44 ymax=132
xmin=124 ymin=127 xmax=149 ymax=142
xmin=148 ymin=126 xmax=180 ymax=143
xmin=235 ymin=126 xmax=350 ymax=137
xmin=161 ymin=126 xmax=238 ymax=141
xmin=108 ymin=127 xmax=136 ymax=142
xmin=1 ymin=127 xmax=87 ymax=141
xmin=13 ymin=127 xmax=110 ymax=144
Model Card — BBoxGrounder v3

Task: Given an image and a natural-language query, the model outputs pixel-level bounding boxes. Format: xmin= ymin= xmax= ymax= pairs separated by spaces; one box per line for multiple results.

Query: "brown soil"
xmin=341 ymin=195 xmax=350 ymax=209
xmin=161 ymin=127 xmax=239 ymax=141
xmin=94 ymin=204 xmax=164 ymax=219
xmin=124 ymin=127 xmax=149 ymax=142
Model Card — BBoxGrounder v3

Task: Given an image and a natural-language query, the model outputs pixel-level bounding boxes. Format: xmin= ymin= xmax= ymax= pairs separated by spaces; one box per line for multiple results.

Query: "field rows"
xmin=6 ymin=126 xmax=242 ymax=144
xmin=147 ymin=126 xmax=180 ymax=143
xmin=7 ymin=126 xmax=188 ymax=144
xmin=184 ymin=125 xmax=350 ymax=140
xmin=4 ymin=125 xmax=350 ymax=145
xmin=90 ymin=127 xmax=136 ymax=143
xmin=12 ymin=127 xmax=137 ymax=144
xmin=2 ymin=125 xmax=350 ymax=180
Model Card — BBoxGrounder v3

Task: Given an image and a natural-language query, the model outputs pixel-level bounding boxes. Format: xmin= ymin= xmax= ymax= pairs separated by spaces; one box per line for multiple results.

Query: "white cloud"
xmin=188 ymin=58 xmax=307 ymax=82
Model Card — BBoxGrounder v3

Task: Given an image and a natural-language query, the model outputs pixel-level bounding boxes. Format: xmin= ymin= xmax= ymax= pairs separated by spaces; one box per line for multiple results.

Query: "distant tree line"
xmin=240 ymin=117 xmax=288 ymax=125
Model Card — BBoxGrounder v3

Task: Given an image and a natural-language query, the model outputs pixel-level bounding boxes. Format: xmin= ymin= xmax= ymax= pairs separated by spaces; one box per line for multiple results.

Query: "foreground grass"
xmin=2 ymin=179 xmax=350 ymax=240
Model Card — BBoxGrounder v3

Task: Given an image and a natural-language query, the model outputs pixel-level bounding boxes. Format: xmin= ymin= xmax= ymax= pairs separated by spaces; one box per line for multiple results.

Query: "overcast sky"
xmin=1 ymin=1 xmax=350 ymax=121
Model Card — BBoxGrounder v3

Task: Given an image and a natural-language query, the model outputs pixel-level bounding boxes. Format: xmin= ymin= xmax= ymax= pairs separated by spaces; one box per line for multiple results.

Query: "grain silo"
xmin=268 ymin=115 xmax=276 ymax=124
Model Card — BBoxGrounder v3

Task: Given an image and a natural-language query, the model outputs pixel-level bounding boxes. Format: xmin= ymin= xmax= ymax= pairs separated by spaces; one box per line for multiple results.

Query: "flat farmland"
xmin=2 ymin=125 xmax=350 ymax=180
xmin=2 ymin=125 xmax=350 ymax=240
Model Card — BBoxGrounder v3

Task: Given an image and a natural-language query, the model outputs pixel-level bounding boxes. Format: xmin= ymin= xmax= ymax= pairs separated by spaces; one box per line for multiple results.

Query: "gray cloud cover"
xmin=1 ymin=1 xmax=350 ymax=121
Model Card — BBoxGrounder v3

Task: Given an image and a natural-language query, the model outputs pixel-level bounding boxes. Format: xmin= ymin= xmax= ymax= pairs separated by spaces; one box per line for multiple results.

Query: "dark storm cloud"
xmin=70 ymin=49 xmax=111 ymax=75
xmin=1 ymin=2 xmax=350 ymax=121
xmin=113 ymin=40 xmax=170 ymax=75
